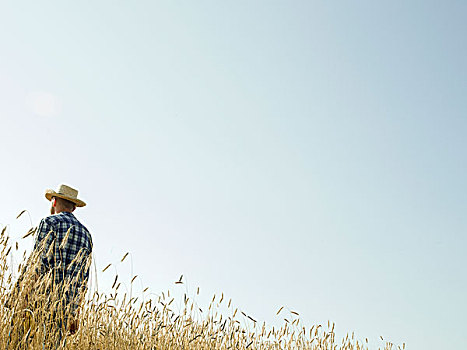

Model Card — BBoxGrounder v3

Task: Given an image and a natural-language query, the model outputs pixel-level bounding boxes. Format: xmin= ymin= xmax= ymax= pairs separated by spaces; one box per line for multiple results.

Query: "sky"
xmin=1 ymin=1 xmax=466 ymax=348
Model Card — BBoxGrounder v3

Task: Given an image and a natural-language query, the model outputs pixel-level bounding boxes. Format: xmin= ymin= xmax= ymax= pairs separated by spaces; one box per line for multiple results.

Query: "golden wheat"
xmin=0 ymin=222 xmax=404 ymax=349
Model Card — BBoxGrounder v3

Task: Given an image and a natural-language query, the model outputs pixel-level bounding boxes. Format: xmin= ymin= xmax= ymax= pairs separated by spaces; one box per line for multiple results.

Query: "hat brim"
xmin=45 ymin=189 xmax=86 ymax=207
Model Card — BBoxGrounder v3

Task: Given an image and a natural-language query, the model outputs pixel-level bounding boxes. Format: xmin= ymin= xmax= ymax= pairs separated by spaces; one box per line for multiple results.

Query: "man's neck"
xmin=55 ymin=209 xmax=73 ymax=215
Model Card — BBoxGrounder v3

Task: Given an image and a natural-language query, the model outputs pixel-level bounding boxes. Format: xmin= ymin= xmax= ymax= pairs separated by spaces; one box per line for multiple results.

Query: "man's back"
xmin=34 ymin=211 xmax=93 ymax=310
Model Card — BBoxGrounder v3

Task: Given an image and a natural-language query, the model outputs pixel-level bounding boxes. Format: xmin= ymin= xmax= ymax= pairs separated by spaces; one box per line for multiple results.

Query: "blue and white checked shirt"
xmin=34 ymin=212 xmax=93 ymax=311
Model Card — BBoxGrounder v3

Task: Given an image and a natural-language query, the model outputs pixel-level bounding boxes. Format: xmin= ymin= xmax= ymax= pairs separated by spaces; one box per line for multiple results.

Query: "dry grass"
xmin=0 ymin=222 xmax=404 ymax=349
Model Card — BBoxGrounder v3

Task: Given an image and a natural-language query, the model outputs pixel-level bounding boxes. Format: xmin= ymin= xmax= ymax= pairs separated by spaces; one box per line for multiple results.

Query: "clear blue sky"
xmin=1 ymin=1 xmax=466 ymax=348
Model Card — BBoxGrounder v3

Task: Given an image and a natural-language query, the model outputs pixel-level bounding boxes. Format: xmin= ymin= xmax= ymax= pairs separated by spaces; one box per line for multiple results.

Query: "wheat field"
xmin=0 ymin=221 xmax=404 ymax=350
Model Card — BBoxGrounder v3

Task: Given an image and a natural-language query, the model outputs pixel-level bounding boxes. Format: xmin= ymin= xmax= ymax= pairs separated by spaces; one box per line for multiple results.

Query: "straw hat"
xmin=45 ymin=184 xmax=86 ymax=207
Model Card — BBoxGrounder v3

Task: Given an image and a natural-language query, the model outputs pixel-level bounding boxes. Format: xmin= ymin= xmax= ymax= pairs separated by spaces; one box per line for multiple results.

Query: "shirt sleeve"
xmin=33 ymin=218 xmax=55 ymax=269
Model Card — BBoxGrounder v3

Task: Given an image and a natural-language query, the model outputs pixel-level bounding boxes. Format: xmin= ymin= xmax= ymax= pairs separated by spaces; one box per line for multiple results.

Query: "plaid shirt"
xmin=34 ymin=212 xmax=93 ymax=312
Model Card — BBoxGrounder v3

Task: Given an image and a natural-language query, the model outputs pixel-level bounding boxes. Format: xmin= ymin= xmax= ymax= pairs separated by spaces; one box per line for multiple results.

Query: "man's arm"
xmin=33 ymin=218 xmax=56 ymax=270
xmin=34 ymin=218 xmax=52 ymax=250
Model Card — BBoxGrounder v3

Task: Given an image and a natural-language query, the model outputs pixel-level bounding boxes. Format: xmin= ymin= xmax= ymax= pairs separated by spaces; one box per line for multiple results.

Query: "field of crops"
xmin=0 ymin=223 xmax=403 ymax=349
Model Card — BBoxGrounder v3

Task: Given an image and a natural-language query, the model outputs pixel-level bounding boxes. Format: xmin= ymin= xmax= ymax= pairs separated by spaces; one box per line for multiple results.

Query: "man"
xmin=33 ymin=184 xmax=93 ymax=335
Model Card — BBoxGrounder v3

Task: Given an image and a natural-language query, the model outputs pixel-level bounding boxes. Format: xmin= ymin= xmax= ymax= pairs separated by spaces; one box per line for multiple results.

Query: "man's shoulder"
xmin=42 ymin=213 xmax=71 ymax=223
xmin=41 ymin=213 xmax=89 ymax=232
xmin=42 ymin=214 xmax=58 ymax=225
xmin=65 ymin=213 xmax=91 ymax=237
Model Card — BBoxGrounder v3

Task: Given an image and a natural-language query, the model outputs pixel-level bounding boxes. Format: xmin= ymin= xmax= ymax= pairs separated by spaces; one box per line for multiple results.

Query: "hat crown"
xmin=56 ymin=184 xmax=78 ymax=199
